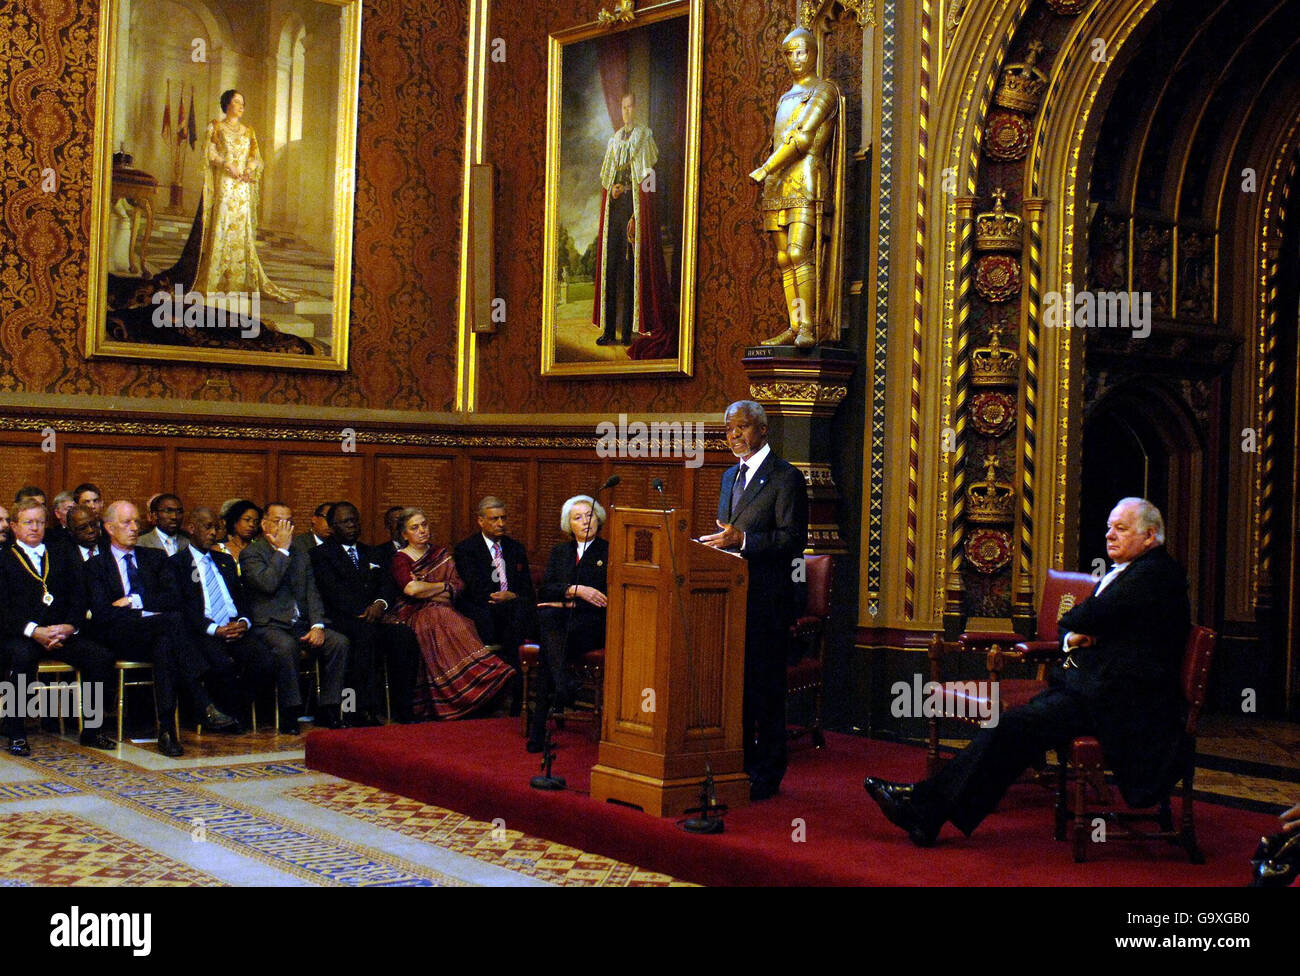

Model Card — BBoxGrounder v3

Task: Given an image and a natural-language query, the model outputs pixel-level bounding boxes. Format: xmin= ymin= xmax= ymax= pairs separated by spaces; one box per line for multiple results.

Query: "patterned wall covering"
xmin=476 ymin=0 xmax=857 ymax=415
xmin=0 ymin=0 xmax=464 ymax=412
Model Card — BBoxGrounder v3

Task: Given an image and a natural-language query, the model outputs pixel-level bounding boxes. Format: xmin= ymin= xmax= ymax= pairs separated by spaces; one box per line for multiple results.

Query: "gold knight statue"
xmin=750 ymin=27 xmax=841 ymax=348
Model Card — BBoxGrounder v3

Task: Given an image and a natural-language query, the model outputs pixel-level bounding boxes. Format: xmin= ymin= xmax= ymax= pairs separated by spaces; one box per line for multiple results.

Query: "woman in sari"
xmin=386 ymin=508 xmax=515 ymax=719
xmin=192 ymin=89 xmax=296 ymax=301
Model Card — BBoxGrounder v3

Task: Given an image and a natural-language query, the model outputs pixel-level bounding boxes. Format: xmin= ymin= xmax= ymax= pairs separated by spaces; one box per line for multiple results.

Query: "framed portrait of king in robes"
xmin=86 ymin=0 xmax=362 ymax=371
xmin=541 ymin=0 xmax=702 ymax=377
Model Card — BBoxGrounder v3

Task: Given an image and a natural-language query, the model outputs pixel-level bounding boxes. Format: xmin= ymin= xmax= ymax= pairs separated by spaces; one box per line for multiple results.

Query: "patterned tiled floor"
xmin=0 ymin=732 xmax=686 ymax=887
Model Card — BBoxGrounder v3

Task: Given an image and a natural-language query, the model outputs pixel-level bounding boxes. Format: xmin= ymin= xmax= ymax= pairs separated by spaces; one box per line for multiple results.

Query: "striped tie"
xmin=201 ymin=554 xmax=238 ymax=624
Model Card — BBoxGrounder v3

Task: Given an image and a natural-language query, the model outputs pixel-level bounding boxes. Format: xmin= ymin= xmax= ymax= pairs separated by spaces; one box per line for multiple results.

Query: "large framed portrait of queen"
xmin=86 ymin=0 xmax=362 ymax=371
xmin=540 ymin=0 xmax=702 ymax=377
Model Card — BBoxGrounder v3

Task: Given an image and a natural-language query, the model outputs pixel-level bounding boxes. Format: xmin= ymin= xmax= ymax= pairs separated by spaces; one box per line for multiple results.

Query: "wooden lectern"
xmin=589 ymin=506 xmax=751 ymax=815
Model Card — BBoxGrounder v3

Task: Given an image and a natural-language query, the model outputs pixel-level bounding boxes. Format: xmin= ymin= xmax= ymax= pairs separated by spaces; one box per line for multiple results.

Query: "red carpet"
xmin=305 ymin=719 xmax=1276 ymax=886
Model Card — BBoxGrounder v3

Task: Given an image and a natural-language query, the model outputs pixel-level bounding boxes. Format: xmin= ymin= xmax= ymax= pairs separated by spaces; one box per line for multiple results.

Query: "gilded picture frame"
xmin=86 ymin=0 xmax=362 ymax=372
xmin=541 ymin=0 xmax=702 ymax=377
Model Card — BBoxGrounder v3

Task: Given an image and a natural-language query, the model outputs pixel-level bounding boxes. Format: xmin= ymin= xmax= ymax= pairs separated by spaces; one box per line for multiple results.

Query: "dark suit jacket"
xmin=538 ymin=536 xmax=609 ymax=633
xmin=453 ymin=533 xmax=537 ymax=644
xmin=0 ymin=543 xmax=90 ymax=638
xmin=171 ymin=546 xmax=251 ymax=636
xmin=718 ymin=450 xmax=809 ymax=634
xmin=1054 ymin=544 xmax=1191 ymax=807
xmin=238 ymin=536 xmax=330 ymax=630
xmin=85 ymin=545 xmax=184 ymax=631
xmin=310 ymin=539 xmax=398 ymax=621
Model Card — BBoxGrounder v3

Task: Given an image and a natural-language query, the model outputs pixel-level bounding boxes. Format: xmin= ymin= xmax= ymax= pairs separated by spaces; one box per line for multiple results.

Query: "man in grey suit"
xmin=701 ymin=400 xmax=808 ymax=800
xmin=137 ymin=493 xmax=189 ymax=557
xmin=239 ymin=501 xmax=350 ymax=732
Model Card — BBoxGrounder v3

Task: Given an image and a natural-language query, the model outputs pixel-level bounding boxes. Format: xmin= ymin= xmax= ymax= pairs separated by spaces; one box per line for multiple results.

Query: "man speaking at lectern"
xmin=701 ymin=400 xmax=808 ymax=800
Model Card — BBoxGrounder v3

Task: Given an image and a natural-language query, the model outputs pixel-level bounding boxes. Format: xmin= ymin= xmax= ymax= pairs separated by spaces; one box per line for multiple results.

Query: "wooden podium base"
xmin=590 ymin=761 xmax=750 ymax=818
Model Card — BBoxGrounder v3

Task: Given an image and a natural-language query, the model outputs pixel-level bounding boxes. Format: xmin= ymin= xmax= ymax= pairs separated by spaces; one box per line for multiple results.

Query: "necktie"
xmin=201 ymin=555 xmax=238 ymax=624
xmin=347 ymin=545 xmax=360 ymax=568
xmin=492 ymin=542 xmax=507 ymax=592
xmin=730 ymin=463 xmax=747 ymax=516
xmin=124 ymin=552 xmax=142 ymax=595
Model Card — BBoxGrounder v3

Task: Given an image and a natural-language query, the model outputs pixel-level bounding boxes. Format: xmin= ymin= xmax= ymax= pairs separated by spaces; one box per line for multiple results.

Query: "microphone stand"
xmin=653 ymin=479 xmax=727 ymax=834
xmin=531 ymin=481 xmax=618 ymax=792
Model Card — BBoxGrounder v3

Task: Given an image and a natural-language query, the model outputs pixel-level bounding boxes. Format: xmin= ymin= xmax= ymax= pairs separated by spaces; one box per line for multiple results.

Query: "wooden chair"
xmin=1057 ymin=624 xmax=1217 ymax=863
xmin=927 ymin=569 xmax=1097 ymax=774
xmin=787 ymin=553 xmax=832 ymax=748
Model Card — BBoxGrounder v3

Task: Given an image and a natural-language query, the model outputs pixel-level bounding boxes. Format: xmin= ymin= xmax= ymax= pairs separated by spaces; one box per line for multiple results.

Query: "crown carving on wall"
xmin=971 ymin=320 xmax=1020 ymax=386
xmin=975 ymin=188 xmax=1023 ymax=252
xmin=967 ymin=454 xmax=1015 ymax=524
xmin=994 ymin=40 xmax=1048 ymax=115
xmin=597 ymin=0 xmax=636 ymax=26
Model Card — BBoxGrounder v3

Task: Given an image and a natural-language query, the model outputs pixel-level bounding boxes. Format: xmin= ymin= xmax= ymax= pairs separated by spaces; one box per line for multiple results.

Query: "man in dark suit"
xmin=453 ymin=495 xmax=536 ymax=713
xmin=67 ymin=506 xmax=104 ymax=563
xmin=310 ymin=501 xmax=419 ymax=725
xmin=172 ymin=507 xmax=276 ymax=726
xmin=0 ymin=504 xmax=10 ymax=549
xmin=0 ymin=499 xmax=116 ymax=755
xmin=15 ymin=487 xmax=70 ymax=554
xmin=85 ymin=500 xmax=237 ymax=757
xmin=864 ymin=497 xmax=1192 ymax=846
xmin=239 ymin=501 xmax=350 ymax=732
xmin=527 ymin=496 xmax=610 ymax=750
xmin=701 ymin=400 xmax=809 ymax=801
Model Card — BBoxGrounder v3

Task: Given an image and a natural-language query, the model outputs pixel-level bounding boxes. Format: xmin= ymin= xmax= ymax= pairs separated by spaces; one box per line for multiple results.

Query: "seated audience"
xmin=453 ymin=495 xmax=536 ymax=714
xmin=527 ymin=495 xmax=609 ymax=751
xmin=386 ymin=508 xmax=514 ymax=719
xmin=138 ymin=493 xmax=189 ymax=556
xmin=173 ymin=507 xmax=276 ymax=727
xmin=311 ymin=502 xmax=420 ymax=725
xmin=0 ymin=499 xmax=116 ymax=754
xmin=239 ymin=502 xmax=350 ymax=732
xmin=85 ymin=500 xmax=238 ymax=757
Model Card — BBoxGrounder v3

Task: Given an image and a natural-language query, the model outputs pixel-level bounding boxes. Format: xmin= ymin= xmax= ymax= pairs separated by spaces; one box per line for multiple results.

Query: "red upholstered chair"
xmin=926 ymin=569 xmax=1097 ymax=775
xmin=1057 ymin=624 xmax=1216 ymax=863
xmin=787 ymin=554 xmax=832 ymax=748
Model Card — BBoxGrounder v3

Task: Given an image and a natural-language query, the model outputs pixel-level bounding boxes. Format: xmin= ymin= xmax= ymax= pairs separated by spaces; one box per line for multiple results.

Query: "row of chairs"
xmin=927 ymin=569 xmax=1217 ymax=863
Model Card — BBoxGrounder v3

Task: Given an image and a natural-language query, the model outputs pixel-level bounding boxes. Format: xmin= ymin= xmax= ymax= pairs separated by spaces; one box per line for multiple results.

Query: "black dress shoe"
xmin=348 ymin=711 xmax=382 ymax=728
xmin=278 ymin=722 xmax=301 ymax=736
xmin=157 ymin=730 xmax=184 ymax=758
xmin=750 ymin=780 xmax=780 ymax=802
xmin=202 ymin=704 xmax=238 ymax=731
xmin=8 ymin=738 xmax=31 ymax=757
xmin=315 ymin=707 xmax=346 ymax=730
xmin=79 ymin=731 xmax=117 ymax=750
xmin=525 ymin=738 xmax=544 ymax=754
xmin=595 ymin=334 xmax=616 ymax=346
xmin=863 ymin=777 xmax=938 ymax=847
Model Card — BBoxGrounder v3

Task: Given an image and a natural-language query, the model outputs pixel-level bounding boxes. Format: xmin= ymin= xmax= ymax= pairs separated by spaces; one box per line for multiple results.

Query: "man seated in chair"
xmin=0 ymin=499 xmax=117 ymax=755
xmin=86 ymin=500 xmax=239 ymax=757
xmin=239 ymin=502 xmax=350 ymax=733
xmin=864 ymin=497 xmax=1190 ymax=846
xmin=173 ymin=507 xmax=277 ymax=730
